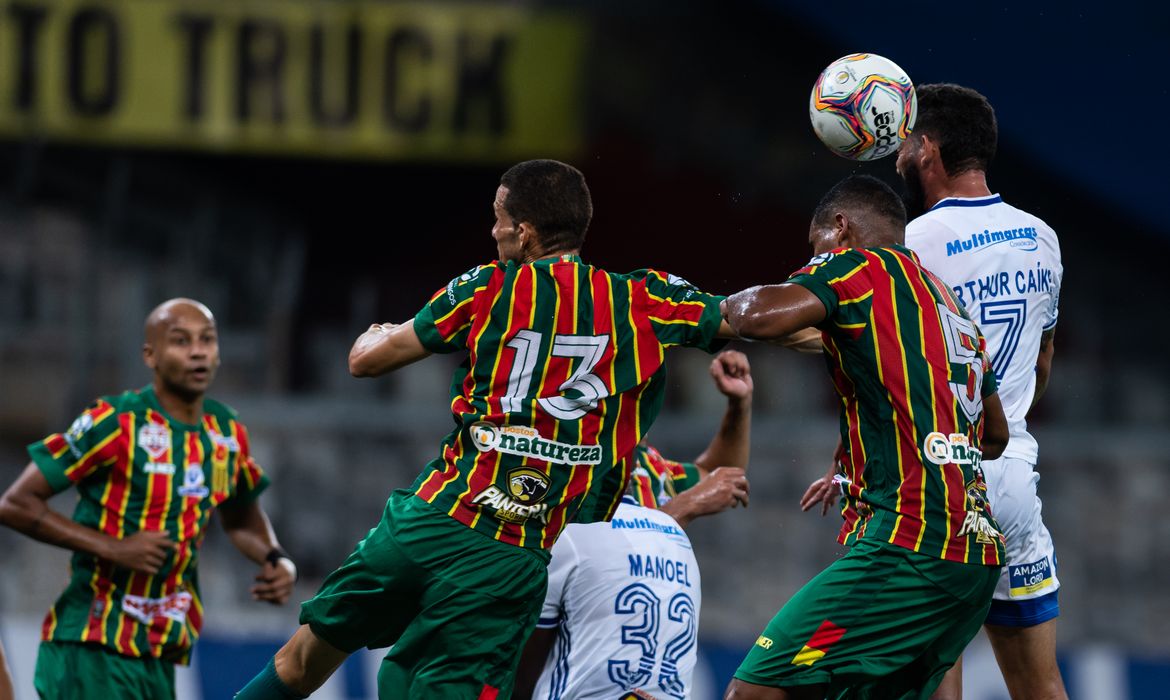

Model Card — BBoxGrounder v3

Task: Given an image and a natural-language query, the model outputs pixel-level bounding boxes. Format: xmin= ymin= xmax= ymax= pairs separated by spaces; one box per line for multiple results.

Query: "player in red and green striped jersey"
xmin=235 ymin=160 xmax=732 ymax=700
xmin=721 ymin=176 xmax=1010 ymax=700
xmin=513 ymin=348 xmax=753 ymax=700
xmin=0 ymin=299 xmax=295 ymax=700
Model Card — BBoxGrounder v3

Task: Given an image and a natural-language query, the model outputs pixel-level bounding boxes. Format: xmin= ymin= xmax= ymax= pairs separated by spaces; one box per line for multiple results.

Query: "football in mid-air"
xmin=809 ymin=53 xmax=916 ymax=161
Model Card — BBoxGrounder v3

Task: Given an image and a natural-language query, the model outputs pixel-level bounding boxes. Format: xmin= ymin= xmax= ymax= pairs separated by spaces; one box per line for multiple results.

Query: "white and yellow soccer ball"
xmin=809 ymin=53 xmax=917 ymax=161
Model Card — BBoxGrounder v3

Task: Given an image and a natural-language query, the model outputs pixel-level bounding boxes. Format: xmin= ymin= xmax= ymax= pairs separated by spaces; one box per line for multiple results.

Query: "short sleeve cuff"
xmin=224 ymin=474 xmax=271 ymax=507
xmin=412 ymin=312 xmax=452 ymax=353
xmin=27 ymin=445 xmax=73 ymax=493
xmin=695 ymin=295 xmax=729 ymax=353
xmin=786 ymin=276 xmax=837 ymax=319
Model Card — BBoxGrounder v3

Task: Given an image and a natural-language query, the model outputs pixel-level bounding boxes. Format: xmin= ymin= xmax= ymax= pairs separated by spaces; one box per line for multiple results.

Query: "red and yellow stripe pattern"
xmin=789 ymin=246 xmax=1004 ymax=566
xmin=412 ymin=257 xmax=725 ymax=549
xmin=27 ymin=387 xmax=269 ymax=662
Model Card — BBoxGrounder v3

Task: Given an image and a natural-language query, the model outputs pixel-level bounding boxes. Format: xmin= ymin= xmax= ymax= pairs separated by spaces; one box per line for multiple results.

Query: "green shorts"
xmin=735 ymin=538 xmax=1000 ymax=699
xmin=300 ymin=489 xmax=551 ymax=699
xmin=34 ymin=641 xmax=175 ymax=700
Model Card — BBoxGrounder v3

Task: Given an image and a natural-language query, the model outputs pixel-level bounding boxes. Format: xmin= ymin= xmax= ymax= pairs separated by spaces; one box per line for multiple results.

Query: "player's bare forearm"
xmin=0 ymin=463 xmax=176 ymax=574
xmin=722 ymin=285 xmax=827 ymax=342
xmin=348 ymin=321 xmax=431 ymax=377
xmin=220 ymin=499 xmax=296 ymax=604
xmin=693 ymin=398 xmax=750 ymax=476
xmin=1030 ymin=328 xmax=1056 ymax=411
xmin=981 ymin=391 xmax=1009 ymax=461
xmin=661 ymin=467 xmax=749 ymax=528
xmin=220 ymin=499 xmax=282 ymax=564
xmin=0 ymin=464 xmax=119 ymax=558
xmin=694 ymin=351 xmax=753 ymax=476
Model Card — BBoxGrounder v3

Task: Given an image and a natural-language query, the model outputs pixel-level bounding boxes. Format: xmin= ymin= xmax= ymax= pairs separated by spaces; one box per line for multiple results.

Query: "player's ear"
xmin=517 ymin=221 xmax=538 ymax=250
xmin=917 ymin=134 xmax=940 ymax=168
xmin=833 ymin=212 xmax=853 ymax=247
xmin=142 ymin=342 xmax=156 ymax=370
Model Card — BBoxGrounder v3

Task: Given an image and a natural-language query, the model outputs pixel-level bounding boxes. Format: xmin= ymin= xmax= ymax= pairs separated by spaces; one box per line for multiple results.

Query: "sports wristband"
xmin=265 ymin=547 xmax=298 ymax=581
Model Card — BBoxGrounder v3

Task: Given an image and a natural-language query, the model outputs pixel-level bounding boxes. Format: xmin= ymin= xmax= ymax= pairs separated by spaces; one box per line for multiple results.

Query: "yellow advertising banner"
xmin=0 ymin=0 xmax=586 ymax=161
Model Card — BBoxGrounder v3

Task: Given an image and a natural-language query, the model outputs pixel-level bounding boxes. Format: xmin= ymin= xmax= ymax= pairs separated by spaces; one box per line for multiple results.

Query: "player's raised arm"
xmin=348 ymin=321 xmax=431 ymax=377
xmin=721 ymin=284 xmax=827 ymax=342
xmin=693 ymin=350 xmax=753 ymax=477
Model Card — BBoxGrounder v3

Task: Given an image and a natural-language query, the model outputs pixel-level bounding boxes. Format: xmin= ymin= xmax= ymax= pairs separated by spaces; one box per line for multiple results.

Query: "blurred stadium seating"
xmin=1 ymin=1 xmax=1167 ymax=698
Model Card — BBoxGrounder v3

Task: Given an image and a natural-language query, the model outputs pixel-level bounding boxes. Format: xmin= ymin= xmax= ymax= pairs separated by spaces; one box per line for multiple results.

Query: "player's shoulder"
xmin=201 ymin=396 xmax=241 ymax=423
xmin=620 ymin=268 xmax=695 ymax=287
xmin=790 ymin=247 xmax=867 ymax=278
xmin=905 ymin=204 xmax=972 ymax=251
xmin=99 ymin=388 xmax=149 ymax=414
xmin=999 ymin=201 xmax=1061 ymax=250
xmin=450 ymin=261 xmax=502 ymax=286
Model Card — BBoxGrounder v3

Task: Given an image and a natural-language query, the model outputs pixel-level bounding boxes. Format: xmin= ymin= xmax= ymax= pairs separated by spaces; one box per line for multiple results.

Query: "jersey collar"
xmin=928 ymin=194 xmax=1002 ymax=211
xmin=141 ymin=385 xmax=203 ymax=431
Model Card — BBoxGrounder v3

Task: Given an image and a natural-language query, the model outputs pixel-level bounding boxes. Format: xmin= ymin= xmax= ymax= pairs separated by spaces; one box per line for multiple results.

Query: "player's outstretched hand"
xmin=800 ymin=475 xmax=840 ymax=516
xmin=710 ymin=350 xmax=753 ymax=400
xmin=690 ymin=467 xmax=749 ymax=513
xmin=251 ymin=558 xmax=296 ymax=605
xmin=105 ymin=530 xmax=177 ymax=574
xmin=800 ymin=441 xmax=846 ymax=516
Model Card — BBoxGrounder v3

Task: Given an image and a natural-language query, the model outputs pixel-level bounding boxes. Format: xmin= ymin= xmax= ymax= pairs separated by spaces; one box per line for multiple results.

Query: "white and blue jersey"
xmin=906 ymin=194 xmax=1062 ymax=618
xmin=533 ymin=498 xmax=701 ymax=700
xmin=906 ymin=194 xmax=1062 ymax=463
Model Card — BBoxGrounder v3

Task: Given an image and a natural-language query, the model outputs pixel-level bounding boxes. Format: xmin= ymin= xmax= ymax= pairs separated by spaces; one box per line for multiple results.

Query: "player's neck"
xmin=928 ymin=171 xmax=992 ymax=209
xmin=524 ymin=247 xmax=580 ymax=264
xmin=153 ymin=382 xmax=205 ymax=425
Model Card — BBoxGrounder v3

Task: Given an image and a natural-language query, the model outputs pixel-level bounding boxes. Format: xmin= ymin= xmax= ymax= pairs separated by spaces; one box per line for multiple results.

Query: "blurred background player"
xmin=0 ymin=299 xmax=295 ymax=700
xmin=897 ymin=83 xmax=1067 ymax=700
xmin=514 ymin=349 xmax=753 ymax=699
xmin=722 ymin=175 xmax=1009 ymax=699
xmin=235 ymin=159 xmax=734 ymax=699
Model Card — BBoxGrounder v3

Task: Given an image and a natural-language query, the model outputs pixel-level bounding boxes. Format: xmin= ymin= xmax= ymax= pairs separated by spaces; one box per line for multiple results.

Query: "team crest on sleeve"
xmin=666 ymin=273 xmax=696 ymax=288
xmin=805 ymin=252 xmax=836 ymax=268
xmin=458 ymin=265 xmax=485 ymax=283
xmin=63 ymin=413 xmax=95 ymax=458
xmin=445 ymin=265 xmax=486 ymax=304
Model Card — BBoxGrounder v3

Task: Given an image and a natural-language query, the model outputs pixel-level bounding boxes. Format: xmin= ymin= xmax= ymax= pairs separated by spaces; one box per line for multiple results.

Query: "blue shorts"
xmin=986 ymin=588 xmax=1059 ymax=627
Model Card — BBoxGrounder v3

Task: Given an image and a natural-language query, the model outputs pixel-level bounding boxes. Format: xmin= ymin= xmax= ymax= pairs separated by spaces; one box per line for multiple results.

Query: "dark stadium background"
xmin=1 ymin=1 xmax=1166 ymax=698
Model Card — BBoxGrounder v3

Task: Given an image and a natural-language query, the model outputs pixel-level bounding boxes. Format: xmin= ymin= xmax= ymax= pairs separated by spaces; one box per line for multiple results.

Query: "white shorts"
xmin=982 ymin=455 xmax=1060 ymax=626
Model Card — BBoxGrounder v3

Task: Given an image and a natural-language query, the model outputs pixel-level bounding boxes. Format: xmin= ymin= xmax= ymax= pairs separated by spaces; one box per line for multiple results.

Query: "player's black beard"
xmin=900 ymin=165 xmax=926 ymax=220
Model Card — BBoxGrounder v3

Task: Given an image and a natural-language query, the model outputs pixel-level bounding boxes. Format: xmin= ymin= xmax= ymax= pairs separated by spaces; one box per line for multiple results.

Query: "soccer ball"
xmin=809 ymin=53 xmax=917 ymax=161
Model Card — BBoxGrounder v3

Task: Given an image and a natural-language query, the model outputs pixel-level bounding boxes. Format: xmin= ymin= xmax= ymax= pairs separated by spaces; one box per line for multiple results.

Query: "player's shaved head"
xmin=144 ymin=298 xmax=215 ymax=343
